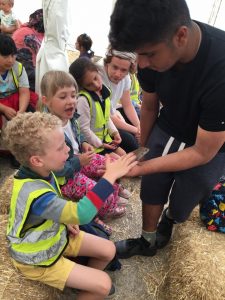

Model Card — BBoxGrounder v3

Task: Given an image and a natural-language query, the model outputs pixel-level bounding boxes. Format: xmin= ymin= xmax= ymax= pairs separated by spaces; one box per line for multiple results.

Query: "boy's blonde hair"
xmin=40 ymin=70 xmax=78 ymax=99
xmin=3 ymin=112 xmax=62 ymax=166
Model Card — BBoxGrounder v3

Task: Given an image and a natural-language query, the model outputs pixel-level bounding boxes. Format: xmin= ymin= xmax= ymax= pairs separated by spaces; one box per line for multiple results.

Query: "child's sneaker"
xmin=103 ymin=206 xmax=126 ymax=220
xmin=118 ymin=185 xmax=131 ymax=199
xmin=117 ymin=196 xmax=128 ymax=206
xmin=94 ymin=217 xmax=113 ymax=236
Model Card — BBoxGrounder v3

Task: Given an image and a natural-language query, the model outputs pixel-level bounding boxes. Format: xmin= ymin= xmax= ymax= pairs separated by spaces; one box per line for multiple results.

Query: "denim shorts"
xmin=140 ymin=125 xmax=225 ymax=222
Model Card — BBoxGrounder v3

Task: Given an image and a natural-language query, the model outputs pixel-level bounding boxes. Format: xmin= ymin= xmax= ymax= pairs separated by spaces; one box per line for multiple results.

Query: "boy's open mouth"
xmin=65 ymin=107 xmax=74 ymax=113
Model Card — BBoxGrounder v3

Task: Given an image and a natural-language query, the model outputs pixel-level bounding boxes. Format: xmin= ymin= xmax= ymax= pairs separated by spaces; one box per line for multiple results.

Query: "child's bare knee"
xmin=95 ymin=273 xmax=112 ymax=297
xmin=109 ymin=241 xmax=116 ymax=259
xmin=102 ymin=240 xmax=116 ymax=262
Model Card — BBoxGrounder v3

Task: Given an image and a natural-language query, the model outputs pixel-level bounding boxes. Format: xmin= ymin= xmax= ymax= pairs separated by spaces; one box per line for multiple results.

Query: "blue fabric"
xmin=200 ymin=176 xmax=225 ymax=232
xmin=1 ymin=71 xmax=8 ymax=80
xmin=79 ymin=220 xmax=122 ymax=271
xmin=54 ymin=113 xmax=86 ymax=179
xmin=91 ymin=178 xmax=114 ymax=200
xmin=31 ymin=192 xmax=55 ymax=215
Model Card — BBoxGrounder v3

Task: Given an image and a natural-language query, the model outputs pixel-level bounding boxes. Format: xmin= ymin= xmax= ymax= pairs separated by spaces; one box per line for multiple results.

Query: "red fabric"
xmin=0 ymin=91 xmax=38 ymax=128
xmin=12 ymin=25 xmax=44 ymax=66
xmin=86 ymin=191 xmax=103 ymax=210
xmin=29 ymin=90 xmax=39 ymax=108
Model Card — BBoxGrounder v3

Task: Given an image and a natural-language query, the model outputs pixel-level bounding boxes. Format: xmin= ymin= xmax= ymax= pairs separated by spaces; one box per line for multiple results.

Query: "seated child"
xmin=75 ymin=33 xmax=94 ymax=60
xmin=0 ymin=33 xmax=38 ymax=129
xmin=40 ymin=70 xmax=130 ymax=226
xmin=69 ymin=57 xmax=126 ymax=157
xmin=118 ymin=59 xmax=141 ymax=121
xmin=129 ymin=71 xmax=141 ymax=119
xmin=12 ymin=8 xmax=45 ymax=92
xmin=4 ymin=111 xmax=137 ymax=298
xmin=0 ymin=0 xmax=20 ymax=35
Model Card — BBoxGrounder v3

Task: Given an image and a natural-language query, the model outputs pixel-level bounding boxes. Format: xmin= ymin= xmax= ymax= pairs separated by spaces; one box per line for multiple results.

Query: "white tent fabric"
xmin=35 ymin=0 xmax=71 ymax=93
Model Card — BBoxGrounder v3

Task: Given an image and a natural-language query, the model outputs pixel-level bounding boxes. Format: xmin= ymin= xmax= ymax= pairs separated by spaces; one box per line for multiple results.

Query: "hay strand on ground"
xmin=0 ymin=215 xmax=67 ymax=300
xmin=0 ymin=174 xmax=14 ymax=214
xmin=108 ymin=177 xmax=170 ymax=300
xmin=0 ymin=175 xmax=170 ymax=300
xmin=162 ymin=207 xmax=225 ymax=300
xmin=3 ymin=168 xmax=224 ymax=299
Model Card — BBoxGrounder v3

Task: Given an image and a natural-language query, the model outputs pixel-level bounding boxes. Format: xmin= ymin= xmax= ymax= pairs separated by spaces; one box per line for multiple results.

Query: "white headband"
xmin=106 ymin=48 xmax=137 ymax=64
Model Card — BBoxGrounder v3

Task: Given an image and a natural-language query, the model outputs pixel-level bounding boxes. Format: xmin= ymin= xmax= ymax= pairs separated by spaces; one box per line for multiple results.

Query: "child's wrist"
xmin=111 ymin=131 xmax=118 ymax=137
xmin=102 ymin=173 xmax=117 ymax=185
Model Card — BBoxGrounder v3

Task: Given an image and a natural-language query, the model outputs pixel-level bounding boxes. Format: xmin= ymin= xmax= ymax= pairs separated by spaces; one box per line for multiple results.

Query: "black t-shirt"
xmin=138 ymin=21 xmax=225 ymax=151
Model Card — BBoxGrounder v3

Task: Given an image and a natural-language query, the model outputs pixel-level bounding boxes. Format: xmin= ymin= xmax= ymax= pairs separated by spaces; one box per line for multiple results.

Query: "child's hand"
xmin=103 ymin=142 xmax=118 ymax=150
xmin=1 ymin=106 xmax=17 ymax=120
xmin=112 ymin=132 xmax=122 ymax=145
xmin=96 ymin=165 xmax=106 ymax=176
xmin=67 ymin=224 xmax=80 ymax=237
xmin=103 ymin=152 xmax=138 ymax=184
xmin=96 ymin=156 xmax=116 ymax=176
xmin=0 ymin=24 xmax=6 ymax=32
xmin=82 ymin=142 xmax=94 ymax=152
xmin=79 ymin=151 xmax=94 ymax=166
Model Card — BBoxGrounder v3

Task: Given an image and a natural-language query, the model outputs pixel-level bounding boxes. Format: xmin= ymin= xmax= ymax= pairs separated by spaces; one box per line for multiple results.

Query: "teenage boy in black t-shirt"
xmin=109 ymin=0 xmax=225 ymax=258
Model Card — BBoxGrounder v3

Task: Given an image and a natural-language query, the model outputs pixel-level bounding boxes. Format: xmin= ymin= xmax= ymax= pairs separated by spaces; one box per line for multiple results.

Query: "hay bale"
xmin=0 ymin=175 xmax=14 ymax=214
xmin=162 ymin=207 xmax=225 ymax=300
xmin=93 ymin=55 xmax=102 ymax=63
xmin=67 ymin=49 xmax=80 ymax=65
xmin=0 ymin=173 xmax=172 ymax=300
xmin=66 ymin=49 xmax=102 ymax=65
xmin=0 ymin=131 xmax=8 ymax=151
xmin=0 ymin=214 xmax=75 ymax=300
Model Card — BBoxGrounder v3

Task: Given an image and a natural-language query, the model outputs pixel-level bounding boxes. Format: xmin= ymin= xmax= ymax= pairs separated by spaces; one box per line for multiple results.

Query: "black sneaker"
xmin=106 ymin=284 xmax=116 ymax=299
xmin=115 ymin=236 xmax=157 ymax=259
xmin=156 ymin=208 xmax=175 ymax=249
xmin=104 ymin=254 xmax=122 ymax=271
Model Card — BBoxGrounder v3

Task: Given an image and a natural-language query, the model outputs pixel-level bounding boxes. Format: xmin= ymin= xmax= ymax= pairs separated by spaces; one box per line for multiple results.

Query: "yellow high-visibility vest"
xmin=130 ymin=73 xmax=141 ymax=104
xmin=11 ymin=62 xmax=23 ymax=88
xmin=79 ymin=89 xmax=112 ymax=152
xmin=7 ymin=174 xmax=68 ymax=266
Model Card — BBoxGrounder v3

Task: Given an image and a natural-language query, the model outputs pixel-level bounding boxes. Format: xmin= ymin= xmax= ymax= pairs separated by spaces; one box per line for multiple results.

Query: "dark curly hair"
xmin=109 ymin=0 xmax=191 ymax=51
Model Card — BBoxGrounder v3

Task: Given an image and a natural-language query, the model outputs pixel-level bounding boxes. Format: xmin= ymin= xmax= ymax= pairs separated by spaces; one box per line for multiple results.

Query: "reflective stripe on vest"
xmin=7 ymin=174 xmax=68 ymax=266
xmin=130 ymin=73 xmax=140 ymax=104
xmin=57 ymin=176 xmax=66 ymax=186
xmin=11 ymin=62 xmax=23 ymax=89
xmin=79 ymin=90 xmax=112 ymax=152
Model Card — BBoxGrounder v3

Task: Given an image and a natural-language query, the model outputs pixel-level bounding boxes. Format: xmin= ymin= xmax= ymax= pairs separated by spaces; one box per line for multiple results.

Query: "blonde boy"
xmin=4 ymin=112 xmax=137 ymax=299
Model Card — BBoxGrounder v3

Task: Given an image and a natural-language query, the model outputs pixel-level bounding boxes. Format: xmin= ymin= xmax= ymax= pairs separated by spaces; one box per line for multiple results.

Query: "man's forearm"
xmin=137 ymin=145 xmax=212 ymax=176
xmin=137 ymin=126 xmax=225 ymax=176
xmin=140 ymin=108 xmax=158 ymax=146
